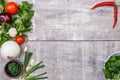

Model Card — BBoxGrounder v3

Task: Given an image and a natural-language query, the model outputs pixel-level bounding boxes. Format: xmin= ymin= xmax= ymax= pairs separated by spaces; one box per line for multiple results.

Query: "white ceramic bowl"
xmin=104 ymin=52 xmax=120 ymax=63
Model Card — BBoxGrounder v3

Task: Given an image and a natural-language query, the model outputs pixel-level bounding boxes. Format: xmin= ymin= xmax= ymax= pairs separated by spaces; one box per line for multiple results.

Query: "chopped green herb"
xmin=7 ymin=61 xmax=21 ymax=76
xmin=103 ymin=55 xmax=120 ymax=80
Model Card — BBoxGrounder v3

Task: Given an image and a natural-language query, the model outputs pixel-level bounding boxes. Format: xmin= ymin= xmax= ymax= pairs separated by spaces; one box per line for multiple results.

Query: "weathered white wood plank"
xmin=0 ymin=41 xmax=120 ymax=80
xmin=25 ymin=0 xmax=120 ymax=40
xmin=5 ymin=0 xmax=120 ymax=40
xmin=1 ymin=0 xmax=120 ymax=80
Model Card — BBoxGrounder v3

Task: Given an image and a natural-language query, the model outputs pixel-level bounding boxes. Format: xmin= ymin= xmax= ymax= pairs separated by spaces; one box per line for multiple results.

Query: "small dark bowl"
xmin=4 ymin=60 xmax=23 ymax=78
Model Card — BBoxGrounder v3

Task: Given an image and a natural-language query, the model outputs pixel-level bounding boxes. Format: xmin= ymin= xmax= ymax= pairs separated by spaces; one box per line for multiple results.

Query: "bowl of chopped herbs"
xmin=103 ymin=52 xmax=120 ymax=79
xmin=4 ymin=60 xmax=23 ymax=77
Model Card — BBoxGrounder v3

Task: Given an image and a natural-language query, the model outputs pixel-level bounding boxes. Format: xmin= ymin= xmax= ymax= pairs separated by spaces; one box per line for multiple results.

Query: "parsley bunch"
xmin=103 ymin=55 xmax=120 ymax=80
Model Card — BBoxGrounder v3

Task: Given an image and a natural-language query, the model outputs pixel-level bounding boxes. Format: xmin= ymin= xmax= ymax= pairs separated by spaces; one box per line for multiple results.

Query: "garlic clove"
xmin=24 ymin=46 xmax=28 ymax=52
xmin=30 ymin=59 xmax=35 ymax=66
xmin=26 ymin=66 xmax=30 ymax=71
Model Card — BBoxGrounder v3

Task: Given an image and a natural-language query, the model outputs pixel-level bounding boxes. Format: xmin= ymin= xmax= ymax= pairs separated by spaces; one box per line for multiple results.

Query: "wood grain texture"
xmin=27 ymin=0 xmax=120 ymax=40
xmin=1 ymin=41 xmax=120 ymax=80
xmin=0 ymin=0 xmax=120 ymax=80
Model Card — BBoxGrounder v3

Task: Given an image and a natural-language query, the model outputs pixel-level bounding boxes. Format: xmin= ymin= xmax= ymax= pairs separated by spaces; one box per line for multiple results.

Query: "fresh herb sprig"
xmin=16 ymin=1 xmax=34 ymax=36
xmin=0 ymin=22 xmax=13 ymax=47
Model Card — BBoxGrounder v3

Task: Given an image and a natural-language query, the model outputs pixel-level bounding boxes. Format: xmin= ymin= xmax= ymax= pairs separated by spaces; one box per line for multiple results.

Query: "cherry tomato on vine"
xmin=5 ymin=2 xmax=18 ymax=15
xmin=16 ymin=36 xmax=25 ymax=45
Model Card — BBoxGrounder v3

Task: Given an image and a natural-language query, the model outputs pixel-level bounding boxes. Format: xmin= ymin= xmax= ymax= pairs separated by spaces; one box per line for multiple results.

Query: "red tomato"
xmin=16 ymin=36 xmax=25 ymax=45
xmin=5 ymin=2 xmax=18 ymax=15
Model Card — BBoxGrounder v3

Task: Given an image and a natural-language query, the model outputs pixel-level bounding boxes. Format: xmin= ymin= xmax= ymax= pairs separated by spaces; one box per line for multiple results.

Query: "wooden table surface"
xmin=0 ymin=0 xmax=120 ymax=80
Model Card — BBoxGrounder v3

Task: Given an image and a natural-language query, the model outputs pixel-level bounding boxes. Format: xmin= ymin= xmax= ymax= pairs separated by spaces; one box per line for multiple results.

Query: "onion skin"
xmin=0 ymin=13 xmax=11 ymax=25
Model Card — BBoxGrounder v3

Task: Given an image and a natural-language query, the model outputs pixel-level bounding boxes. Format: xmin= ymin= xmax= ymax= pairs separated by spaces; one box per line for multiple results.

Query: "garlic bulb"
xmin=8 ymin=28 xmax=17 ymax=37
xmin=1 ymin=41 xmax=20 ymax=60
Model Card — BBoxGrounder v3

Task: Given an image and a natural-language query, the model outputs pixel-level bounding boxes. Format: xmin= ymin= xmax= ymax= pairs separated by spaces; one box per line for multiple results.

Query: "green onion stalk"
xmin=17 ymin=52 xmax=48 ymax=80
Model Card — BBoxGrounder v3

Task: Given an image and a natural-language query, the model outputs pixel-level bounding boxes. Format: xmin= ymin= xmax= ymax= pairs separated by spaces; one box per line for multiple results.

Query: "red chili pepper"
xmin=113 ymin=6 xmax=118 ymax=29
xmin=91 ymin=1 xmax=115 ymax=9
xmin=92 ymin=1 xmax=119 ymax=29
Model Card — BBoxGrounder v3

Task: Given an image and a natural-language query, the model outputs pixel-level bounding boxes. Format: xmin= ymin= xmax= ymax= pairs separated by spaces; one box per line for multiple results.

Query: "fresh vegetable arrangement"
xmin=91 ymin=1 xmax=118 ymax=29
xmin=5 ymin=60 xmax=22 ymax=77
xmin=0 ymin=0 xmax=34 ymax=47
xmin=103 ymin=54 xmax=120 ymax=79
xmin=19 ymin=52 xmax=47 ymax=80
xmin=0 ymin=0 xmax=48 ymax=80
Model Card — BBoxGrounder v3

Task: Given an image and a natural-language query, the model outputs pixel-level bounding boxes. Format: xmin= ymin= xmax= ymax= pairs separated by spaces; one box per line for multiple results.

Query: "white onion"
xmin=1 ymin=41 xmax=20 ymax=60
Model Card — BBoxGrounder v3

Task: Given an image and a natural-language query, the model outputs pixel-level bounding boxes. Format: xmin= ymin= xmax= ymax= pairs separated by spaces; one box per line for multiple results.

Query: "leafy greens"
xmin=0 ymin=0 xmax=6 ymax=13
xmin=0 ymin=1 xmax=34 ymax=47
xmin=103 ymin=55 xmax=120 ymax=80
